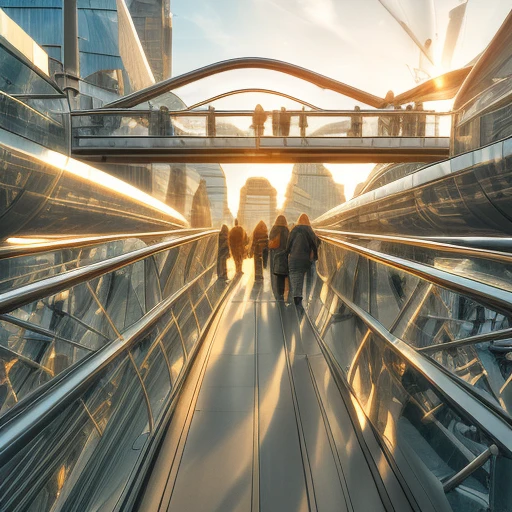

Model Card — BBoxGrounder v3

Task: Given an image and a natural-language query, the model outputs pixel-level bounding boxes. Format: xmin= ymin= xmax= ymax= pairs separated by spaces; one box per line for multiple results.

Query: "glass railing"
xmin=308 ymin=233 xmax=512 ymax=512
xmin=0 ymin=231 xmax=218 ymax=417
xmin=71 ymin=109 xmax=451 ymax=140
xmin=0 ymin=91 xmax=69 ymax=153
xmin=0 ymin=229 xmax=232 ymax=511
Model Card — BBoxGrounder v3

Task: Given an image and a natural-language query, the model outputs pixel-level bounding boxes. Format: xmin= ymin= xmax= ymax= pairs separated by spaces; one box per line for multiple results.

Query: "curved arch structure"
xmin=185 ymin=88 xmax=322 ymax=111
xmin=105 ymin=57 xmax=473 ymax=111
xmin=105 ymin=57 xmax=386 ymax=109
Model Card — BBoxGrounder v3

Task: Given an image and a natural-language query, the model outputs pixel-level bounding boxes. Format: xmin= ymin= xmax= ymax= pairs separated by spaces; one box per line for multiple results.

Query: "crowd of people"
xmin=217 ymin=213 xmax=319 ymax=307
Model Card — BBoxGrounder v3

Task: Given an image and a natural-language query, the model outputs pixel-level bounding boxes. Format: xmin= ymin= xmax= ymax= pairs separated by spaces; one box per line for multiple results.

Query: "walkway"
xmin=138 ymin=262 xmax=412 ymax=512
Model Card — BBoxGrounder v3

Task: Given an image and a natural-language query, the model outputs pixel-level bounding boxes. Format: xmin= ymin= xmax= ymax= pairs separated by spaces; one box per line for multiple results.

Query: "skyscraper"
xmin=193 ymin=164 xmax=233 ymax=228
xmin=238 ymin=177 xmax=277 ymax=233
xmin=282 ymin=164 xmax=345 ymax=221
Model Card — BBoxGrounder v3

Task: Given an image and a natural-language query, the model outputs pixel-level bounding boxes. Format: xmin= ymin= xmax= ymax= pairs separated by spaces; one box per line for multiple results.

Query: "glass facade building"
xmin=0 ymin=0 xmax=154 ymax=97
xmin=238 ymin=177 xmax=277 ymax=233
xmin=282 ymin=163 xmax=345 ymax=222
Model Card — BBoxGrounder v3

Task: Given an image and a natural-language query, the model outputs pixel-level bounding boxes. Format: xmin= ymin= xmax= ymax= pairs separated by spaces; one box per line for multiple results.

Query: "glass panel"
xmin=347 ymin=236 xmax=512 ymax=293
xmin=316 ymin=239 xmax=512 ymax=416
xmin=370 ymin=261 xmax=419 ymax=330
xmin=131 ymin=335 xmax=171 ymax=423
xmin=160 ymin=320 xmax=185 ymax=384
xmin=8 ymin=282 xmax=115 ymax=351
xmin=178 ymin=307 xmax=199 ymax=354
xmin=194 ymin=296 xmax=212 ymax=328
xmin=353 ymin=256 xmax=370 ymax=311
xmin=348 ymin=334 xmax=506 ymax=512
xmin=0 ymin=357 xmax=149 ymax=511
xmin=98 ymin=261 xmax=145 ymax=332
xmin=0 ymin=45 xmax=60 ymax=96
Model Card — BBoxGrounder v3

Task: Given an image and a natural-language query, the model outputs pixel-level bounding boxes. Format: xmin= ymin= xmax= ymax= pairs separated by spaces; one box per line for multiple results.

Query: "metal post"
xmin=62 ymin=0 xmax=80 ymax=106
xmin=443 ymin=444 xmax=499 ymax=493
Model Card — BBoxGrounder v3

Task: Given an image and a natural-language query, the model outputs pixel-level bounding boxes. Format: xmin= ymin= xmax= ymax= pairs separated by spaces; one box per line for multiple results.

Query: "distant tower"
xmin=193 ymin=163 xmax=233 ymax=227
xmin=238 ymin=177 xmax=277 ymax=233
xmin=282 ymin=164 xmax=345 ymax=221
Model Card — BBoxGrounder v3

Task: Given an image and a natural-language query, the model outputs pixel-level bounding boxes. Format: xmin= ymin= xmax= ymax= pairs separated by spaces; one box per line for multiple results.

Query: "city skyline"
xmin=171 ymin=0 xmax=511 ymax=216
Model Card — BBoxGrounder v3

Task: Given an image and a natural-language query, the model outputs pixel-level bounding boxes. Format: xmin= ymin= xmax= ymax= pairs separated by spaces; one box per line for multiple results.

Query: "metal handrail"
xmin=0 ymin=230 xmax=217 ymax=316
xmin=319 ymin=234 xmax=512 ymax=316
xmin=417 ymin=327 xmax=512 ymax=354
xmin=317 ymin=283 xmax=512 ymax=455
xmin=0 ymin=228 xmax=207 ymax=259
xmin=0 ymin=260 xmax=216 ymax=462
xmin=317 ymin=229 xmax=512 ymax=265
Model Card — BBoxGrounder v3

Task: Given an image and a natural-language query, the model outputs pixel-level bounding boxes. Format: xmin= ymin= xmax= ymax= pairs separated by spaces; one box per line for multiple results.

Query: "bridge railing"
xmin=71 ymin=109 xmax=452 ymax=140
xmin=311 ymin=230 xmax=512 ymax=512
xmin=0 ymin=229 xmax=235 ymax=511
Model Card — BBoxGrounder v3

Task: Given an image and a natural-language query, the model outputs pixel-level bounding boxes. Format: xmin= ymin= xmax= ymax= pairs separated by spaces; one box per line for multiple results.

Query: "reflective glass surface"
xmin=0 ymin=231 xmax=229 ymax=511
xmin=0 ymin=44 xmax=69 ymax=153
xmin=72 ymin=110 xmax=450 ymax=139
xmin=315 ymin=241 xmax=512 ymax=415
xmin=315 ymin=138 xmax=512 ymax=238
xmin=310 ymin=239 xmax=512 ymax=512
xmin=0 ymin=234 xmax=218 ymax=418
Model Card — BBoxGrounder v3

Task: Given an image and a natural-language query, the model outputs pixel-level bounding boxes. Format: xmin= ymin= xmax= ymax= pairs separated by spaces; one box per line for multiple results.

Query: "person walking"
xmin=350 ymin=105 xmax=362 ymax=137
xmin=287 ymin=213 xmax=318 ymax=306
xmin=279 ymin=107 xmax=291 ymax=136
xmin=207 ymin=105 xmax=216 ymax=137
xmin=229 ymin=219 xmax=248 ymax=274
xmin=251 ymin=221 xmax=269 ymax=281
xmin=378 ymin=90 xmax=395 ymax=136
xmin=403 ymin=104 xmax=415 ymax=136
xmin=299 ymin=106 xmax=308 ymax=138
xmin=217 ymin=224 xmax=230 ymax=280
xmin=415 ymin=101 xmax=426 ymax=137
xmin=269 ymin=215 xmax=289 ymax=300
xmin=252 ymin=104 xmax=267 ymax=138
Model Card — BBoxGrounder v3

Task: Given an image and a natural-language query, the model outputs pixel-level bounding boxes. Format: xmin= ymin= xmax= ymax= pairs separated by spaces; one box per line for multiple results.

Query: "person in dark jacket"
xmin=269 ymin=215 xmax=289 ymax=300
xmin=217 ymin=224 xmax=230 ymax=280
xmin=286 ymin=213 xmax=318 ymax=306
xmin=229 ymin=219 xmax=248 ymax=274
xmin=251 ymin=220 xmax=269 ymax=281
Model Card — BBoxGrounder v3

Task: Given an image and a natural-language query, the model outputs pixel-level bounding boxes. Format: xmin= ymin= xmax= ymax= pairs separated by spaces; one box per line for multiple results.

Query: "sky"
xmin=171 ymin=0 xmax=512 ymax=214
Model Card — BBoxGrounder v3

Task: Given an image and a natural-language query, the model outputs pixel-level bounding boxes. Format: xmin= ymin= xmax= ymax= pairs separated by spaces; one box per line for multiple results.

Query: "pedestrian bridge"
xmin=3 ymin=28 xmax=512 ymax=512
xmin=71 ymin=109 xmax=450 ymax=164
xmin=69 ymin=56 xmax=460 ymax=164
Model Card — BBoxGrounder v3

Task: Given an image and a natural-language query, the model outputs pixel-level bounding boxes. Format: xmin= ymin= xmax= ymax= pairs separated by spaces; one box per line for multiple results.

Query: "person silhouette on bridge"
xmin=350 ymin=105 xmax=362 ymax=137
xmin=378 ymin=90 xmax=395 ymax=136
xmin=250 ymin=220 xmax=269 ymax=281
xmin=252 ymin=104 xmax=267 ymax=138
xmin=390 ymin=105 xmax=402 ymax=136
xmin=269 ymin=215 xmax=289 ymax=301
xmin=402 ymin=104 xmax=415 ymax=136
xmin=279 ymin=107 xmax=291 ymax=136
xmin=415 ymin=101 xmax=426 ymax=137
xmin=299 ymin=106 xmax=308 ymax=138
xmin=207 ymin=105 xmax=216 ymax=137
xmin=287 ymin=213 xmax=318 ymax=307
xmin=229 ymin=219 xmax=248 ymax=274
